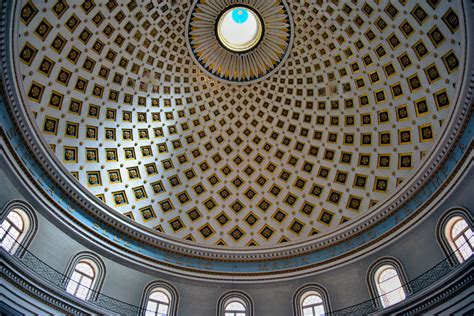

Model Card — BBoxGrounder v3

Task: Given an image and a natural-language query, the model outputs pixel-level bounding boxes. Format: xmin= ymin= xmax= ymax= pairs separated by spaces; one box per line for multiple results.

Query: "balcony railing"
xmin=1 ymin=230 xmax=144 ymax=315
xmin=1 ymin=230 xmax=472 ymax=315
xmin=328 ymin=239 xmax=472 ymax=315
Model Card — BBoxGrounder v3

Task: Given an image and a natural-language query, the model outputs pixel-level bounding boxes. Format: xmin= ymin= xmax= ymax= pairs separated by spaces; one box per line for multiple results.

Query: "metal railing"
xmin=328 ymin=239 xmax=473 ymax=315
xmin=1 ymin=230 xmax=144 ymax=315
xmin=1 ymin=229 xmax=472 ymax=315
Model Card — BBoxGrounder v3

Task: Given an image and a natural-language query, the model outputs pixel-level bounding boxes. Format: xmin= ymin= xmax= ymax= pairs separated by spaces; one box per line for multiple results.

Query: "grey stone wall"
xmin=1 ymin=157 xmax=473 ymax=316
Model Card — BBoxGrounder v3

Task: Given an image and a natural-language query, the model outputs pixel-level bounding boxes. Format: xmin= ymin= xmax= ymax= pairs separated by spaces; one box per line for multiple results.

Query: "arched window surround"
xmin=63 ymin=252 xmax=106 ymax=301
xmin=217 ymin=291 xmax=253 ymax=316
xmin=292 ymin=284 xmax=331 ymax=316
xmin=436 ymin=207 xmax=473 ymax=265
xmin=0 ymin=200 xmax=38 ymax=257
xmin=140 ymin=280 xmax=179 ymax=316
xmin=367 ymin=257 xmax=410 ymax=309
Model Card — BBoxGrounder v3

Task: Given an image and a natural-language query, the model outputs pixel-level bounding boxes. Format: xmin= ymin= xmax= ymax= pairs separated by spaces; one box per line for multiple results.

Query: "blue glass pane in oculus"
xmin=232 ymin=8 xmax=249 ymax=24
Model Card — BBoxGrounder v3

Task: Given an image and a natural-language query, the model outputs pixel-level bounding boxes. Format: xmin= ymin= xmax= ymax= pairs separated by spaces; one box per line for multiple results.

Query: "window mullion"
xmin=6 ymin=218 xmax=22 ymax=233
xmin=1 ymin=225 xmax=16 ymax=242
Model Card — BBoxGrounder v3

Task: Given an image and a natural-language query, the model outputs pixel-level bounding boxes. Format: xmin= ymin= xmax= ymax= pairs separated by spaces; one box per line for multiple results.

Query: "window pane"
xmin=452 ymin=220 xmax=468 ymax=237
xmin=459 ymin=242 xmax=472 ymax=260
xmin=378 ymin=268 xmax=398 ymax=283
xmin=8 ymin=228 xmax=20 ymax=241
xmin=157 ymin=303 xmax=169 ymax=315
xmin=1 ymin=233 xmax=16 ymax=252
xmin=146 ymin=301 xmax=158 ymax=312
xmin=70 ymin=271 xmax=81 ymax=283
xmin=313 ymin=305 xmax=325 ymax=316
xmin=66 ymin=277 xmax=79 ymax=294
xmin=67 ymin=263 xmax=95 ymax=300
xmin=303 ymin=294 xmax=322 ymax=306
xmin=226 ymin=301 xmax=245 ymax=311
xmin=76 ymin=262 xmax=95 ymax=277
xmin=466 ymin=228 xmax=473 ymax=241
xmin=150 ymin=291 xmax=170 ymax=303
xmin=0 ymin=221 xmax=11 ymax=239
xmin=80 ymin=276 xmax=93 ymax=288
xmin=75 ymin=286 xmax=90 ymax=300
xmin=7 ymin=212 xmax=24 ymax=230
xmin=377 ymin=267 xmax=406 ymax=307
xmin=0 ymin=211 xmax=26 ymax=254
xmin=303 ymin=307 xmax=314 ymax=316
xmin=448 ymin=218 xmax=473 ymax=260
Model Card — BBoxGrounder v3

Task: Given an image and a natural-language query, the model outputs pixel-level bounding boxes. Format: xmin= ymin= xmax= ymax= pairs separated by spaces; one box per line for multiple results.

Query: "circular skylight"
xmin=217 ymin=7 xmax=263 ymax=52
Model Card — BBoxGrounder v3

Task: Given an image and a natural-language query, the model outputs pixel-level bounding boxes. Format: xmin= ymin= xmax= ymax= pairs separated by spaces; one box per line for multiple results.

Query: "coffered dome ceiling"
xmin=17 ymin=0 xmax=463 ymax=247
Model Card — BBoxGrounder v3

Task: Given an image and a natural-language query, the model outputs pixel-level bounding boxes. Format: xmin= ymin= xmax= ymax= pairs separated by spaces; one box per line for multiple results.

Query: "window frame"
xmin=1 ymin=210 xmax=25 ymax=253
xmin=0 ymin=200 xmax=38 ymax=257
xmin=217 ymin=291 xmax=253 ymax=316
xmin=63 ymin=252 xmax=106 ymax=301
xmin=140 ymin=281 xmax=178 ymax=316
xmin=367 ymin=257 xmax=410 ymax=309
xmin=145 ymin=289 xmax=171 ymax=316
xmin=373 ymin=265 xmax=406 ymax=308
xmin=66 ymin=260 xmax=97 ymax=300
xmin=292 ymin=284 xmax=331 ymax=316
xmin=437 ymin=208 xmax=473 ymax=265
xmin=224 ymin=298 xmax=247 ymax=316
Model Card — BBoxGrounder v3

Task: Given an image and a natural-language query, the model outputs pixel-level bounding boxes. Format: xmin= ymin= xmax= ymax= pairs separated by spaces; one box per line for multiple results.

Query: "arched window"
xmin=145 ymin=289 xmax=171 ymax=316
xmin=224 ymin=298 xmax=247 ymax=316
xmin=301 ymin=293 xmax=325 ymax=316
xmin=446 ymin=217 xmax=473 ymax=262
xmin=437 ymin=209 xmax=474 ymax=264
xmin=63 ymin=252 xmax=106 ymax=301
xmin=66 ymin=260 xmax=97 ymax=300
xmin=374 ymin=265 xmax=406 ymax=308
xmin=218 ymin=291 xmax=253 ymax=316
xmin=1 ymin=210 xmax=24 ymax=252
xmin=293 ymin=285 xmax=331 ymax=316
xmin=0 ymin=201 xmax=37 ymax=256
xmin=368 ymin=258 xmax=408 ymax=309
xmin=141 ymin=281 xmax=178 ymax=316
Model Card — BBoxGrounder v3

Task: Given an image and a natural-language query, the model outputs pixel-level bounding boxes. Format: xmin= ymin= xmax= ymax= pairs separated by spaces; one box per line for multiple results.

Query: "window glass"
xmin=450 ymin=218 xmax=473 ymax=262
xmin=376 ymin=266 xmax=406 ymax=308
xmin=301 ymin=293 xmax=325 ymax=316
xmin=66 ymin=261 xmax=96 ymax=300
xmin=1 ymin=211 xmax=25 ymax=253
xmin=146 ymin=290 xmax=170 ymax=316
xmin=225 ymin=300 xmax=246 ymax=316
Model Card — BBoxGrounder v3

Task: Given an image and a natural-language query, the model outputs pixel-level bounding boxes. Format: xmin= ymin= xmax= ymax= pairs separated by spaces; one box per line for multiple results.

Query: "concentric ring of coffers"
xmin=14 ymin=0 xmax=466 ymax=252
